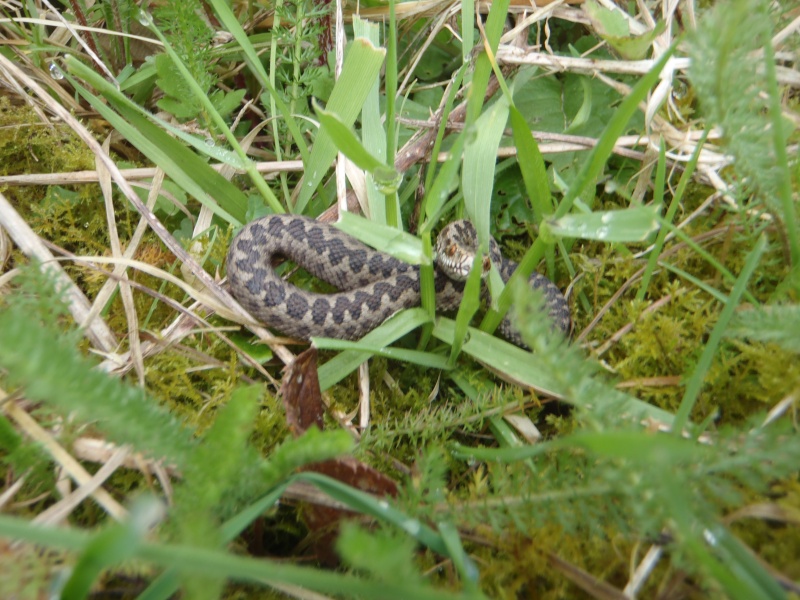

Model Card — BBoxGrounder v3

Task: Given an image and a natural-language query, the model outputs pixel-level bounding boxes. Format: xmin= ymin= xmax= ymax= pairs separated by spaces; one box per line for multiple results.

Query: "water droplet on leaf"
xmin=49 ymin=63 xmax=64 ymax=80
xmin=137 ymin=10 xmax=153 ymax=26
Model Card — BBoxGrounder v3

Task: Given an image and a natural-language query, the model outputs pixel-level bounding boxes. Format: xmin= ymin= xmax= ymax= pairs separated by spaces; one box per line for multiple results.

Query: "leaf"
xmin=335 ymin=212 xmax=428 ymax=265
xmin=295 ymin=38 xmax=387 ymax=214
xmin=605 ymin=23 xmax=665 ymax=61
xmin=462 ymin=94 xmax=510 ymax=248
xmin=315 ymin=104 xmax=386 ymax=174
xmin=317 ymin=309 xmax=432 ymax=390
xmin=229 ymin=331 xmax=273 ymax=364
xmin=542 ymin=206 xmax=660 ymax=242
xmin=313 ymin=337 xmax=450 ymax=370
xmin=564 ymin=76 xmax=592 ymax=133
xmin=280 ymin=348 xmax=325 ymax=435
xmin=726 ymin=305 xmax=800 ymax=353
xmin=433 ymin=318 xmax=676 ymax=424
xmin=65 ymin=57 xmax=247 ymax=224
xmin=584 ymin=0 xmax=665 ymax=60
xmin=569 ymin=430 xmax=706 ymax=462
xmin=584 ymin=0 xmax=629 ymax=37
xmin=353 ymin=16 xmax=396 ymax=224
xmin=314 ymin=104 xmax=401 ymax=193
xmin=211 ymin=88 xmax=247 ymax=119
xmin=509 ymin=106 xmax=550 ymax=225
xmin=449 ymin=255 xmax=484 ymax=364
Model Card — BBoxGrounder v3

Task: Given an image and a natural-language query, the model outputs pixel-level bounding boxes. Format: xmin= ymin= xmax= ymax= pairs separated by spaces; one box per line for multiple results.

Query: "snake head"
xmin=434 ymin=220 xmax=496 ymax=281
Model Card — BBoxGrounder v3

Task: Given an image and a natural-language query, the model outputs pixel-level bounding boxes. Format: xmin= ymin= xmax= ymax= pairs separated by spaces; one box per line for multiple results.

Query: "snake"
xmin=226 ymin=214 xmax=571 ymax=345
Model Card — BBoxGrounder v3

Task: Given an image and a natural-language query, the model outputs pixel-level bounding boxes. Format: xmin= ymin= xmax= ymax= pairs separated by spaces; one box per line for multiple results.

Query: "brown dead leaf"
xmin=303 ymin=456 xmax=399 ymax=565
xmin=280 ymin=347 xmax=325 ymax=435
xmin=279 ymin=348 xmax=399 ymax=564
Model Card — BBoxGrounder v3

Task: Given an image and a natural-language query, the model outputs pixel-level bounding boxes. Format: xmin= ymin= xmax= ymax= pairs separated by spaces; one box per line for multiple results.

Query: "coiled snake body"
xmin=227 ymin=215 xmax=570 ymax=344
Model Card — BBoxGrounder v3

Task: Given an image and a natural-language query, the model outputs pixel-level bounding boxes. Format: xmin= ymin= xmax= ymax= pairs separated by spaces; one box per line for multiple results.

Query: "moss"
xmin=0 ymin=98 xmax=93 ymax=176
xmin=0 ymin=97 xmax=95 ymax=210
xmin=574 ymin=190 xmax=793 ymax=425
xmin=466 ymin=525 xmax=637 ymax=600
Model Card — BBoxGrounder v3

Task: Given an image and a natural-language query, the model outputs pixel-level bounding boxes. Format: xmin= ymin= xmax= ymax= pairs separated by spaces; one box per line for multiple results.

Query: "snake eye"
xmin=447 ymin=244 xmax=457 ymax=257
xmin=482 ymin=255 xmax=492 ymax=273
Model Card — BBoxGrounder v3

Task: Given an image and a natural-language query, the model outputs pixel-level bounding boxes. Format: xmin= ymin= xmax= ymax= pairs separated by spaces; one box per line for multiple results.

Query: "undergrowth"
xmin=0 ymin=0 xmax=798 ymax=598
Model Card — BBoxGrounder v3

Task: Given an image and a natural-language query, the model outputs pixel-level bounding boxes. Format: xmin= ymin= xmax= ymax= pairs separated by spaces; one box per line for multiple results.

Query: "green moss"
xmin=0 ymin=98 xmax=94 ymax=179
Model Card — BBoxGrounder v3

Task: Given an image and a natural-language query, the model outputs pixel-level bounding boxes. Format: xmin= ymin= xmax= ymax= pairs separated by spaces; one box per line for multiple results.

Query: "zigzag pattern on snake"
xmin=226 ymin=214 xmax=570 ymax=345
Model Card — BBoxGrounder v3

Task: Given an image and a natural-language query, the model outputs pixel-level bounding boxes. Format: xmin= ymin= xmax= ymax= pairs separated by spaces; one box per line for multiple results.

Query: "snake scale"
xmin=227 ymin=215 xmax=570 ymax=345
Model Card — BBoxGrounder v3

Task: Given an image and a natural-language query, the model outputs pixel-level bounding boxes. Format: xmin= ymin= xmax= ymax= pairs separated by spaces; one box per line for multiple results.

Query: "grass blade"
xmin=318 ymin=309 xmax=431 ymax=390
xmin=207 ymin=0 xmax=310 ymax=164
xmin=64 ymin=58 xmax=247 ymax=224
xmin=294 ymin=38 xmax=386 ymax=214
xmin=480 ymin=42 xmax=678 ymax=334
xmin=462 ymin=94 xmax=510 ymax=248
xmin=672 ymin=235 xmax=767 ymax=434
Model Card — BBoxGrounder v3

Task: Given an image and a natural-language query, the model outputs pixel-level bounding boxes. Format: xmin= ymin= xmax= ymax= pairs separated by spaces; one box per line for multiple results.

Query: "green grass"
xmin=0 ymin=0 xmax=798 ymax=598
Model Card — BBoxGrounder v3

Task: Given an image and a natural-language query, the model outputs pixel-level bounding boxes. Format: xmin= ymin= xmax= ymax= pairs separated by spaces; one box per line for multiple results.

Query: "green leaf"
xmin=295 ymin=37 xmax=387 ymax=214
xmin=438 ymin=521 xmax=480 ymax=587
xmin=584 ymin=0 xmax=665 ymax=60
xmin=509 ymin=106 xmax=551 ymax=224
xmin=353 ymin=16 xmax=397 ymax=225
xmin=449 ymin=256 xmax=484 ymax=364
xmin=211 ymin=88 xmax=247 ymax=119
xmin=709 ymin=526 xmax=788 ymax=600
xmin=543 ymin=206 xmax=660 ymax=242
xmin=463 ymin=94 xmax=510 ymax=249
xmin=605 ymin=24 xmax=665 ymax=61
xmin=229 ymin=331 xmax=274 ymax=364
xmin=569 ymin=430 xmax=706 ymax=462
xmin=64 ymin=57 xmax=247 ymax=225
xmin=564 ymin=76 xmax=592 ymax=133
xmin=315 ymin=103 xmax=388 ymax=173
xmin=318 ymin=309 xmax=432 ymax=390
xmin=584 ymin=0 xmax=629 ymax=37
xmin=726 ymin=305 xmax=800 ymax=353
xmin=154 ymin=54 xmax=199 ymax=119
xmin=312 ymin=337 xmax=450 ymax=370
xmin=335 ymin=212 xmax=428 ymax=265
xmin=315 ymin=104 xmax=401 ymax=193
xmin=433 ymin=318 xmax=675 ymax=424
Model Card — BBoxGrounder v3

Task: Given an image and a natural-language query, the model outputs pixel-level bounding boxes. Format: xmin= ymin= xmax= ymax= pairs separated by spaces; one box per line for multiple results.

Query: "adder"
xmin=227 ymin=214 xmax=570 ymax=345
